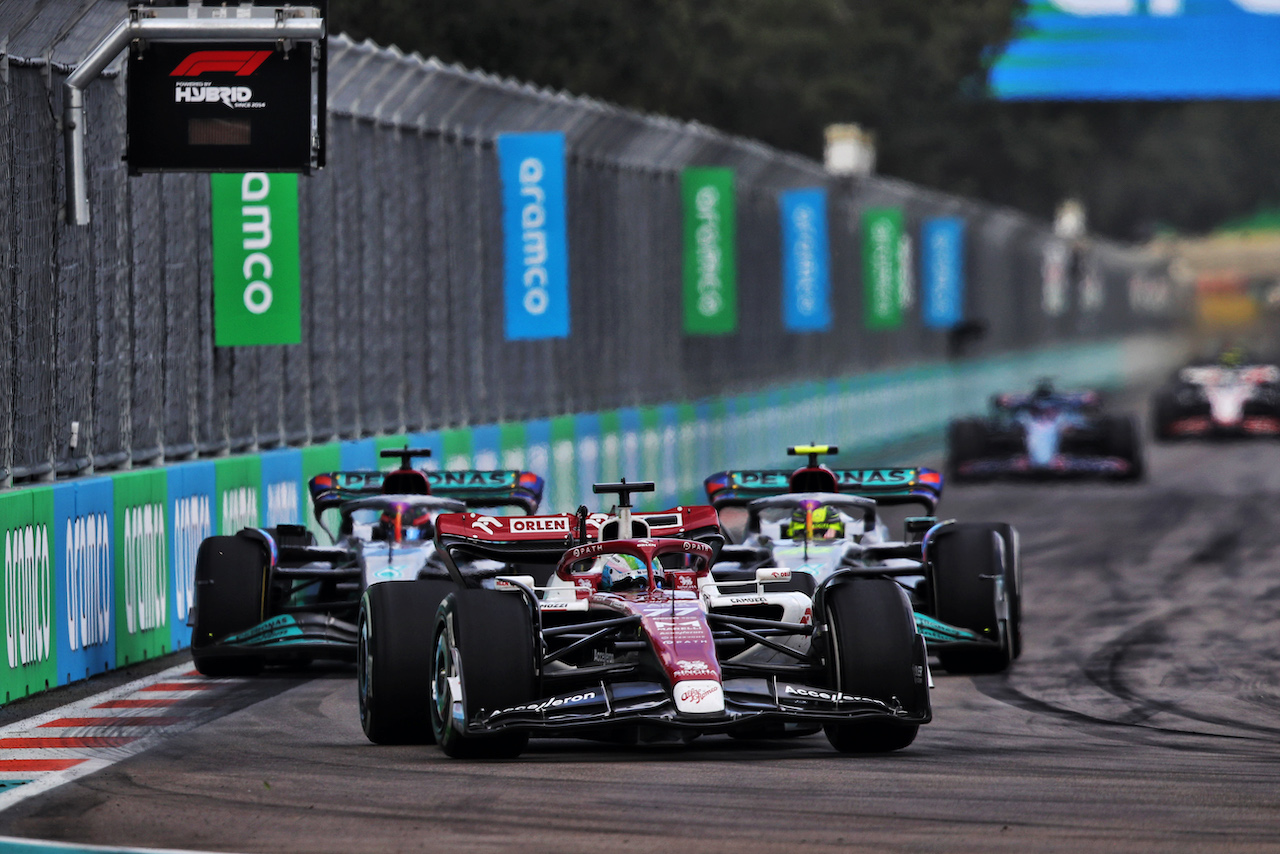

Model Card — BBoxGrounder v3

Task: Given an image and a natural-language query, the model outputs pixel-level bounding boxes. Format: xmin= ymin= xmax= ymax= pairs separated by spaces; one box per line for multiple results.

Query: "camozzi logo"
xmin=123 ymin=504 xmax=167 ymax=636
xmin=4 ymin=524 xmax=52 ymax=668
xmin=173 ymin=495 xmax=211 ymax=624
xmin=65 ymin=513 xmax=111 ymax=652
xmin=221 ymin=487 xmax=259 ymax=535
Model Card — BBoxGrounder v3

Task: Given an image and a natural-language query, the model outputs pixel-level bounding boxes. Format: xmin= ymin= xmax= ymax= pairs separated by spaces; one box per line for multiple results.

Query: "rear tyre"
xmin=821 ymin=577 xmax=923 ymax=753
xmin=1105 ymin=415 xmax=1144 ymax=481
xmin=946 ymin=419 xmax=988 ymax=483
xmin=192 ymin=535 xmax=268 ymax=677
xmin=430 ymin=590 xmax=536 ymax=759
xmin=358 ymin=579 xmax=456 ymax=745
xmin=1151 ymin=391 xmax=1179 ymax=441
xmin=931 ymin=523 xmax=1013 ymax=674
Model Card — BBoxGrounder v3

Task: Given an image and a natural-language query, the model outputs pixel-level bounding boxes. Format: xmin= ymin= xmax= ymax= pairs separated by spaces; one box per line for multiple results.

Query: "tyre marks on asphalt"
xmin=0 ymin=663 xmax=266 ymax=810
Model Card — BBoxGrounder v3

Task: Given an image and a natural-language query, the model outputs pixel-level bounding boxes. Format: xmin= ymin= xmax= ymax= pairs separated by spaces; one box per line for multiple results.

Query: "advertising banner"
xmin=922 ymin=217 xmax=966 ymax=329
xmin=260 ymin=449 xmax=303 ymax=528
xmin=404 ymin=432 xmax=444 ymax=471
xmin=373 ymin=435 xmax=411 ymax=471
xmin=682 ymin=168 xmax=738 ymax=335
xmin=498 ymin=132 xmax=570 ymax=340
xmin=780 ymin=188 xmax=832 ymax=332
xmin=54 ymin=479 xmax=115 ymax=685
xmin=574 ymin=414 xmax=602 ymax=504
xmin=618 ymin=408 xmax=642 ymax=487
xmin=864 ymin=207 xmax=904 ymax=330
xmin=598 ymin=410 xmax=622 ymax=485
xmin=471 ymin=425 xmax=502 ymax=473
xmin=498 ymin=423 xmax=526 ymax=472
xmin=1 ymin=487 xmax=57 ymax=703
xmin=339 ymin=439 xmax=377 ymax=471
xmin=214 ymin=456 xmax=263 ymax=536
xmin=211 ymin=172 xmax=302 ymax=346
xmin=524 ymin=420 xmax=553 ymax=489
xmin=639 ymin=407 xmax=662 ymax=510
xmin=442 ymin=429 xmax=473 ymax=472
xmin=113 ymin=470 xmax=169 ymax=667
xmin=301 ymin=444 xmax=342 ymax=544
xmin=677 ymin=403 xmax=700 ymax=506
xmin=166 ymin=462 xmax=215 ymax=653
xmin=993 ymin=1 xmax=1280 ymax=101
xmin=550 ymin=416 xmax=577 ymax=516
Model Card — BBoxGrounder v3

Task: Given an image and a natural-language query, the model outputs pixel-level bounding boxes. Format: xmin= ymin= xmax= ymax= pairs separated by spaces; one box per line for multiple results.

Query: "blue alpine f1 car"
xmin=947 ymin=381 xmax=1143 ymax=481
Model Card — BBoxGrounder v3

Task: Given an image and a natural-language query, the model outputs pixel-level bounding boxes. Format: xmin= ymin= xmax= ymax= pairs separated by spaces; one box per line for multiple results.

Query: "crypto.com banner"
xmin=993 ymin=0 xmax=1280 ymax=100
xmin=498 ymin=132 xmax=570 ymax=340
xmin=780 ymin=188 xmax=832 ymax=333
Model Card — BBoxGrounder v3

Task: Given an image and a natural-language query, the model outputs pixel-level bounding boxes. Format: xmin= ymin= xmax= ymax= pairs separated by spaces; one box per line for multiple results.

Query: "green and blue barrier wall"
xmin=0 ymin=336 xmax=1177 ymax=704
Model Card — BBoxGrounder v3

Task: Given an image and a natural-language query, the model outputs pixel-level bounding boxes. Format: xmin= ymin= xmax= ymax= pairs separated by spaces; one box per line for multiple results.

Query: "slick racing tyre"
xmin=1151 ymin=390 xmax=1179 ymax=441
xmin=931 ymin=523 xmax=1014 ymax=674
xmin=192 ymin=535 xmax=268 ymax=677
xmin=430 ymin=590 xmax=536 ymax=759
xmin=989 ymin=523 xmax=1022 ymax=660
xmin=821 ymin=577 xmax=923 ymax=753
xmin=946 ymin=418 xmax=988 ymax=483
xmin=1105 ymin=415 xmax=1144 ymax=481
xmin=358 ymin=579 xmax=456 ymax=745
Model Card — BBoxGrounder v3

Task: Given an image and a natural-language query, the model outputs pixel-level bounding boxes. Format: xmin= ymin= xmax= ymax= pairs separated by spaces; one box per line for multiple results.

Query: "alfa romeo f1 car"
xmin=190 ymin=448 xmax=545 ymax=679
xmin=1151 ymin=353 xmax=1280 ymax=439
xmin=947 ymin=381 xmax=1142 ymax=481
xmin=705 ymin=445 xmax=1021 ymax=674
xmin=357 ymin=480 xmax=931 ymax=756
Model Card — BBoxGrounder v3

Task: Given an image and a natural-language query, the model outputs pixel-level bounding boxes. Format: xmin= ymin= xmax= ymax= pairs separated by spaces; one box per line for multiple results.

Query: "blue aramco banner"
xmin=993 ymin=0 xmax=1280 ymax=100
xmin=53 ymin=478 xmax=115 ymax=686
xmin=922 ymin=217 xmax=965 ymax=330
xmin=780 ymin=188 xmax=832 ymax=332
xmin=497 ymin=132 xmax=570 ymax=340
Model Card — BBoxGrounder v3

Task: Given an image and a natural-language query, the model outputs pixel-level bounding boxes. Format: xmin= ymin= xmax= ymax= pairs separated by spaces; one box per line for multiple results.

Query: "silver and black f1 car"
xmin=704 ymin=445 xmax=1022 ymax=674
xmin=947 ymin=381 xmax=1142 ymax=481
xmin=1151 ymin=354 xmax=1280 ymax=439
xmin=189 ymin=448 xmax=545 ymax=682
xmin=358 ymin=480 xmax=931 ymax=756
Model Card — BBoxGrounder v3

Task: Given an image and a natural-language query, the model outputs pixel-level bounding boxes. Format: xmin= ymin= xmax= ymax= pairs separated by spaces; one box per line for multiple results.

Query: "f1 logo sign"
xmin=170 ymin=51 xmax=271 ymax=77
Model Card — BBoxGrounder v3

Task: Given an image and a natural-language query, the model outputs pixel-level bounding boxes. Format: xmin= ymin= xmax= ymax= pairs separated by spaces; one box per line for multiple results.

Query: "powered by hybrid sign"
xmin=211 ymin=172 xmax=302 ymax=346
xmin=497 ymin=133 xmax=570 ymax=340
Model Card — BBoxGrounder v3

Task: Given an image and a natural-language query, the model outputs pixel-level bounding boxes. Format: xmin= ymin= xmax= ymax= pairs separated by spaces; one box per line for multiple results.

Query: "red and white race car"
xmin=1152 ymin=360 xmax=1280 ymax=439
xmin=356 ymin=482 xmax=931 ymax=758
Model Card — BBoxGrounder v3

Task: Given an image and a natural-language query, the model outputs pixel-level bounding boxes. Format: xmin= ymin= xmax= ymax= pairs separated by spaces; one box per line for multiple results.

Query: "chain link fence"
xmin=0 ymin=2 xmax=1182 ymax=487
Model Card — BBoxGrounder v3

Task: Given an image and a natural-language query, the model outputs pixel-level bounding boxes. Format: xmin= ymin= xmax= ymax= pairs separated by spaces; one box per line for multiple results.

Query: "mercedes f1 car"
xmin=947 ymin=381 xmax=1142 ymax=481
xmin=704 ymin=445 xmax=1021 ymax=675
xmin=190 ymin=448 xmax=545 ymax=682
xmin=358 ymin=480 xmax=931 ymax=756
xmin=1151 ymin=355 xmax=1280 ymax=439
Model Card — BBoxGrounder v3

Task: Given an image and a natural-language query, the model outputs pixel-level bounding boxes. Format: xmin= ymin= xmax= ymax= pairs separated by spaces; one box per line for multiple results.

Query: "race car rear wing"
xmin=307 ymin=469 xmax=545 ymax=519
xmin=433 ymin=505 xmax=724 ymax=587
xmin=704 ymin=467 xmax=943 ymax=513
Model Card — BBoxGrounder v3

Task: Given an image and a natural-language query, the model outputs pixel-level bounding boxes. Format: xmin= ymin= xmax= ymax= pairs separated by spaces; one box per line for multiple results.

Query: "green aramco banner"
xmin=211 ymin=172 xmax=302 ymax=346
xmin=863 ymin=207 xmax=903 ymax=330
xmin=682 ymin=167 xmax=737 ymax=335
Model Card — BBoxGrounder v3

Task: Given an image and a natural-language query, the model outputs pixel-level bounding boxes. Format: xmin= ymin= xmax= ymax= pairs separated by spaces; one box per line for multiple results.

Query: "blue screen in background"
xmin=992 ymin=0 xmax=1280 ymax=100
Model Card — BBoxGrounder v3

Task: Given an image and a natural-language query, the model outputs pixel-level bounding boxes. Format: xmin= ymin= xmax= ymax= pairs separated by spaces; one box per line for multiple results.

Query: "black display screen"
xmin=127 ymin=41 xmax=317 ymax=172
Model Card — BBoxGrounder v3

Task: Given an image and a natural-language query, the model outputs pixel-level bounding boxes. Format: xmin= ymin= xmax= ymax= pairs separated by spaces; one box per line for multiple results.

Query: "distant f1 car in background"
xmin=1151 ymin=354 xmax=1280 ymax=439
xmin=705 ymin=445 xmax=1021 ymax=675
xmin=190 ymin=447 xmax=545 ymax=679
xmin=947 ymin=381 xmax=1143 ymax=481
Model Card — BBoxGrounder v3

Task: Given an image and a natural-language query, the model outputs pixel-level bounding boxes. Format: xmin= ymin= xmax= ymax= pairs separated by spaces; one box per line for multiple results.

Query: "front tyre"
xmin=358 ymin=579 xmax=455 ymax=745
xmin=430 ymin=590 xmax=536 ymax=759
xmin=191 ymin=535 xmax=268 ymax=677
xmin=931 ymin=523 xmax=1014 ymax=674
xmin=821 ymin=577 xmax=925 ymax=753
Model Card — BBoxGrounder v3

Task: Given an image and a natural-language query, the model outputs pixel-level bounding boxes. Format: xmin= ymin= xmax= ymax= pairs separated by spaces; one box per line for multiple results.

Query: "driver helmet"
xmin=596 ymin=553 xmax=653 ymax=592
xmin=1220 ymin=346 xmax=1247 ymax=368
xmin=378 ymin=505 xmax=433 ymax=542
xmin=784 ymin=505 xmax=845 ymax=541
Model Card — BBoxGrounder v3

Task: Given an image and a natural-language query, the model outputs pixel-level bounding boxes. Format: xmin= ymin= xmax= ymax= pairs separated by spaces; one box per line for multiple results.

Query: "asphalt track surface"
xmin=3 ymin=438 xmax=1280 ymax=852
